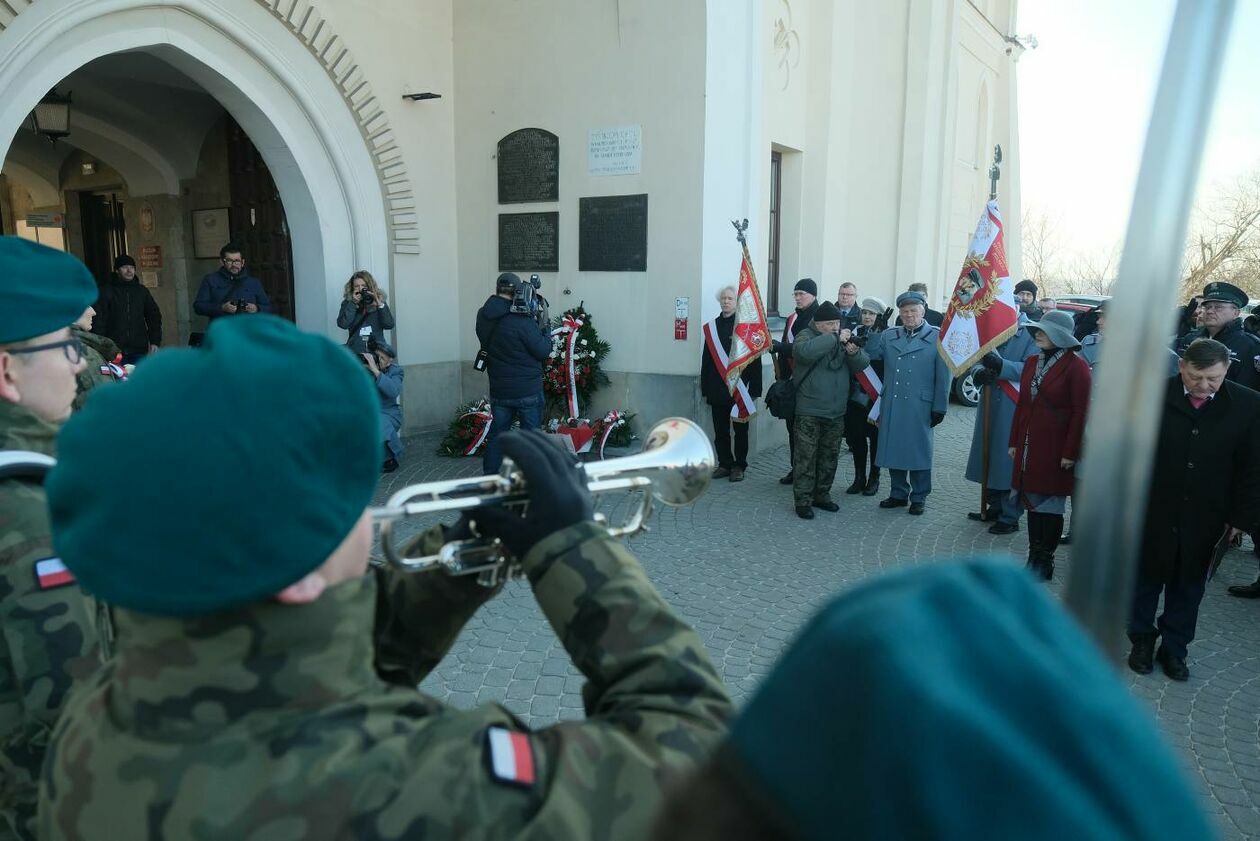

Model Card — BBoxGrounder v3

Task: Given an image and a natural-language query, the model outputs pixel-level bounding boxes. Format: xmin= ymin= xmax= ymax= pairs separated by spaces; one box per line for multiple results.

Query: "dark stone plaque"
xmin=498 ymin=212 xmax=559 ymax=272
xmin=497 ymin=128 xmax=559 ymax=204
xmin=579 ymin=194 xmax=648 ymax=272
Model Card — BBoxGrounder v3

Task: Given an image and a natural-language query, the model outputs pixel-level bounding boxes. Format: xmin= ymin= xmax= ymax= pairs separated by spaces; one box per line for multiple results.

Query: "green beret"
xmin=0 ymin=236 xmax=98 ymax=343
xmin=728 ymin=561 xmax=1210 ymax=840
xmin=47 ymin=315 xmax=381 ymax=616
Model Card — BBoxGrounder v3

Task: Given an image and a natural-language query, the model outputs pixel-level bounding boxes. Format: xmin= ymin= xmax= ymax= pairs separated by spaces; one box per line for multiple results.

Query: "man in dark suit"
xmin=1128 ymin=338 xmax=1260 ymax=681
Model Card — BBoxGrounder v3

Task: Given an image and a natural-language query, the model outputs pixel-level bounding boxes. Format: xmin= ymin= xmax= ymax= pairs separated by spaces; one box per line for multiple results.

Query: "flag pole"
xmin=979 ymin=146 xmax=1002 ymax=519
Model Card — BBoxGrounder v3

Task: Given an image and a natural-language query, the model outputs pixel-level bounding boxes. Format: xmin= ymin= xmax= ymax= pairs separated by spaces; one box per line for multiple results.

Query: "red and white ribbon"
xmin=999 ymin=380 xmax=1019 ymax=403
xmin=460 ymin=405 xmax=493 ymax=456
xmin=702 ymin=319 xmax=756 ymax=420
xmin=597 ymin=410 xmax=626 ymax=458
xmin=551 ymin=314 xmax=585 ymax=418
xmin=856 ymin=365 xmax=883 ymax=424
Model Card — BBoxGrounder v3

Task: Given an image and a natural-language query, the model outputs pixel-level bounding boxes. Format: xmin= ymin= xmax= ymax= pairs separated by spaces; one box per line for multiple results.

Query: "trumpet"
xmin=372 ymin=417 xmax=716 ymax=586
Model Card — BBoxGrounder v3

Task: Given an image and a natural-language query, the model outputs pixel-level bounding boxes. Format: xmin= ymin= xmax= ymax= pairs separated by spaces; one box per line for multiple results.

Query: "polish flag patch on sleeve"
xmin=485 ymin=726 xmax=536 ymax=788
xmin=34 ymin=557 xmax=76 ymax=590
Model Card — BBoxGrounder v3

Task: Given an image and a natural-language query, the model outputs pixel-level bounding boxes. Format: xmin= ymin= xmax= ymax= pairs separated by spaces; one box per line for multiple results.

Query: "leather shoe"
xmin=1156 ymin=646 xmax=1189 ymax=681
xmin=813 ymin=499 xmax=840 ymax=512
xmin=845 ymin=478 xmax=865 ymax=494
xmin=729 ymin=467 xmax=745 ymax=482
xmin=779 ymin=471 xmax=795 ymax=485
xmin=988 ymin=521 xmax=1019 ymax=535
xmin=879 ymin=497 xmax=908 ymax=509
xmin=712 ymin=466 xmax=732 ymax=479
xmin=1127 ymin=637 xmax=1156 ymax=675
xmin=1059 ymin=531 xmax=1072 ymax=546
xmin=1227 ymin=579 xmax=1260 ymax=598
xmin=382 ymin=458 xmax=399 ymax=473
xmin=862 ymin=476 xmax=880 ymax=496
xmin=795 ymin=505 xmax=815 ymax=520
xmin=908 ymin=502 xmax=925 ymax=515
xmin=967 ymin=510 xmax=999 ymax=523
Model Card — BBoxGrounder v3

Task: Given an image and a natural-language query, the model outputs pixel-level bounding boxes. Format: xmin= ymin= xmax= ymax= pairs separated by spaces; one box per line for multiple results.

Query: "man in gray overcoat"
xmin=875 ymin=291 xmax=950 ymax=515
xmin=965 ymin=316 xmax=1038 ymax=534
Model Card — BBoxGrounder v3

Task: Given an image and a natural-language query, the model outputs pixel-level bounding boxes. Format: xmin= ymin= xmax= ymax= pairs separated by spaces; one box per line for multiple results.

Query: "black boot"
xmin=1036 ymin=515 xmax=1063 ymax=581
xmin=862 ymin=468 xmax=881 ymax=497
xmin=846 ymin=456 xmax=866 ymax=494
xmin=1127 ymin=635 xmax=1156 ymax=675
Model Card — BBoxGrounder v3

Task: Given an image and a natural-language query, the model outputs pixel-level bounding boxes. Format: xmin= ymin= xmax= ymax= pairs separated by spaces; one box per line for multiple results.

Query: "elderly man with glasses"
xmin=0 ymin=237 xmax=114 ymax=839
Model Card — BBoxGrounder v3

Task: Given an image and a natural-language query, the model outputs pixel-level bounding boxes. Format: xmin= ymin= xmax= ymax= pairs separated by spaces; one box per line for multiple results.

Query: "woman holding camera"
xmin=338 ymin=270 xmax=395 ymax=354
xmin=843 ymin=297 xmax=887 ymax=496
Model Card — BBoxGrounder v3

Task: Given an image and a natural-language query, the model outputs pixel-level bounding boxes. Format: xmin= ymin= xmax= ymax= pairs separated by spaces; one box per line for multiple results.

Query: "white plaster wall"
xmin=453 ymin=0 xmax=708 ymax=379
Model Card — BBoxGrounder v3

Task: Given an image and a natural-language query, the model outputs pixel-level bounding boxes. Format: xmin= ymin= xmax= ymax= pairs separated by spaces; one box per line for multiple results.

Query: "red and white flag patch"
xmin=34 ymin=557 xmax=75 ymax=590
xmin=486 ymin=726 xmax=536 ymax=788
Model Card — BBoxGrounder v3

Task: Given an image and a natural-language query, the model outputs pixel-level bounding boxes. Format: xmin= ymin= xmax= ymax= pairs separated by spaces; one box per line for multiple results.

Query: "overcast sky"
xmin=1017 ymin=0 xmax=1260 ymax=262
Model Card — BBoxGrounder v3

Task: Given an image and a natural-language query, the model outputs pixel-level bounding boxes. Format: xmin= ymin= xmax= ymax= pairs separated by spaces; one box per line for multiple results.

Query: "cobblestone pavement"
xmin=374 ymin=407 xmax=1260 ymax=839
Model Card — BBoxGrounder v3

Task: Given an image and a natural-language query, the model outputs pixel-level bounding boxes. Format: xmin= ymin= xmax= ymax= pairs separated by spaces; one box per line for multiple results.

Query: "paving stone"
xmin=376 ymin=410 xmax=1260 ymax=838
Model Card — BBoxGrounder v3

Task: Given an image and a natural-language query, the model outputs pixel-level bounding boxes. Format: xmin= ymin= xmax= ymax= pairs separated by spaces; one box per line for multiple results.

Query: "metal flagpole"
xmin=1066 ymin=0 xmax=1236 ymax=658
xmin=979 ymin=147 xmax=1002 ymax=519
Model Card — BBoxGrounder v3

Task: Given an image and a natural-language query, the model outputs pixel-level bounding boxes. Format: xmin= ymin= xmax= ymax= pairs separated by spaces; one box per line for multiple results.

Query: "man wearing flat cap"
xmin=38 ymin=316 xmax=732 ymax=840
xmin=0 ymin=237 xmax=111 ymax=840
xmin=770 ymin=278 xmax=821 ymax=484
xmin=92 ymin=253 xmax=162 ymax=364
xmin=874 ymin=290 xmax=950 ymax=515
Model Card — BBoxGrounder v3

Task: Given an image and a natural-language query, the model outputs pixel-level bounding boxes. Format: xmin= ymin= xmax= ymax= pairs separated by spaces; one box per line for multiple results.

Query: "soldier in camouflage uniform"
xmin=0 ymin=237 xmax=107 ymax=841
xmin=40 ymin=315 xmax=733 ymax=840
xmin=70 ymin=306 xmax=125 ymax=412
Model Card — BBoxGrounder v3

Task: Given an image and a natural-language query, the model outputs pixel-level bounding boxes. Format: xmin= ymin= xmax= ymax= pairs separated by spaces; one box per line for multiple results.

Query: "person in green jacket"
xmin=0 ymin=237 xmax=109 ymax=841
xmin=790 ymin=300 xmax=870 ymax=519
xmin=40 ymin=315 xmax=733 ymax=841
xmin=69 ymin=305 xmax=125 ymax=412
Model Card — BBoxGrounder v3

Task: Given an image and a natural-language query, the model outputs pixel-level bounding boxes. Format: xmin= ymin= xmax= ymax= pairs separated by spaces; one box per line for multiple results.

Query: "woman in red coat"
xmin=1008 ymin=310 xmax=1092 ymax=580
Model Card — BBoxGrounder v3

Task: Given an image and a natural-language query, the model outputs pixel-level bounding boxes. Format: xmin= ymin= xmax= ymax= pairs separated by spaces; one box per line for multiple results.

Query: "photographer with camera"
xmin=361 ymin=337 xmax=404 ymax=472
xmin=337 ymin=270 xmax=395 ymax=354
xmin=475 ymin=272 xmax=554 ymax=474
xmin=193 ymin=243 xmax=271 ymax=324
xmin=842 ymin=297 xmax=887 ymax=497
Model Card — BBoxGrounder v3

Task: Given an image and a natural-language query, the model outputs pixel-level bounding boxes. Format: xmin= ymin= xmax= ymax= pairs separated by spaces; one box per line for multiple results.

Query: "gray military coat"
xmin=966 ymin=323 xmax=1038 ymax=488
xmin=875 ymin=324 xmax=950 ymax=471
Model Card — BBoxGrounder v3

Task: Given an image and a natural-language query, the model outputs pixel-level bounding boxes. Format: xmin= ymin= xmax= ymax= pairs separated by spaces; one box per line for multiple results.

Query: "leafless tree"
xmin=1020 ymin=206 xmax=1060 ymax=295
xmin=1180 ymin=167 xmax=1260 ymax=301
xmin=1059 ymin=250 xmax=1118 ymax=296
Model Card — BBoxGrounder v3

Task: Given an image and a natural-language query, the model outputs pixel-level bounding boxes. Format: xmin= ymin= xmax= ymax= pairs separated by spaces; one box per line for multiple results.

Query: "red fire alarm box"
xmin=674 ymin=318 xmax=688 ymax=340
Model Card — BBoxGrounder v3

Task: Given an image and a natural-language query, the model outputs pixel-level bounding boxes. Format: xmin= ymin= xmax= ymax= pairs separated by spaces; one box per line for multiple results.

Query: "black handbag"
xmin=764 ymin=359 xmax=821 ymax=419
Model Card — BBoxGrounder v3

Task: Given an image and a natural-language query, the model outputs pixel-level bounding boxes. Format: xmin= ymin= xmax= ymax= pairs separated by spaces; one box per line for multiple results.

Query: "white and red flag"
xmin=937 ymin=200 xmax=1019 ymax=377
xmin=720 ymin=236 xmax=773 ymax=418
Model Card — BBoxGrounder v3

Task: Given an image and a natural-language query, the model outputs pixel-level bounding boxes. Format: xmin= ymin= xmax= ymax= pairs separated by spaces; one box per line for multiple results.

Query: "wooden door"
xmin=79 ymin=190 xmax=127 ymax=286
xmin=226 ymin=117 xmax=296 ymax=321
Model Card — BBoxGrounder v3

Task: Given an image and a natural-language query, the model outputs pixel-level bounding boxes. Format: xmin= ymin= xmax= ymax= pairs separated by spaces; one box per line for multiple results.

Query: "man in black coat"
xmin=1127 ymin=339 xmax=1260 ymax=681
xmin=475 ymin=272 xmax=554 ymax=474
xmin=701 ymin=286 xmax=764 ymax=482
xmin=93 ymin=254 xmax=162 ymax=364
xmin=770 ymin=278 xmax=820 ymax=484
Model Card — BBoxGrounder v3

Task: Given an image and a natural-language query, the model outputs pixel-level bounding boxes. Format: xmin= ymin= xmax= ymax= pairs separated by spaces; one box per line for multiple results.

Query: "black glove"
xmin=980 ymin=351 xmax=1003 ymax=374
xmin=471 ymin=430 xmax=593 ymax=560
xmin=771 ymin=340 xmax=787 ymax=355
xmin=973 ymin=368 xmax=996 ymax=387
xmin=931 ymin=411 xmax=945 ymax=427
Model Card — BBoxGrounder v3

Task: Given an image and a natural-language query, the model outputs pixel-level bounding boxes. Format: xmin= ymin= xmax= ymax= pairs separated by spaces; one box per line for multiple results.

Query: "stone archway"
xmin=0 ymin=0 xmax=394 ymax=336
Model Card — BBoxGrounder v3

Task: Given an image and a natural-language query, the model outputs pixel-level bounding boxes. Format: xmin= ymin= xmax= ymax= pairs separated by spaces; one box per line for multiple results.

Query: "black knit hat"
xmin=794 ymin=278 xmax=818 ymax=297
xmin=1014 ymin=279 xmax=1038 ymax=295
xmin=114 ymin=254 xmax=137 ymax=270
xmin=814 ymin=301 xmax=842 ymax=322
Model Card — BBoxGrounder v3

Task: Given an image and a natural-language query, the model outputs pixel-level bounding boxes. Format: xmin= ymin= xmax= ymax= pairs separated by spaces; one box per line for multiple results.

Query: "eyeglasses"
xmin=1198 ymin=302 xmax=1235 ymax=312
xmin=8 ymin=336 xmax=84 ymax=365
xmin=222 ymin=257 xmax=244 ymax=266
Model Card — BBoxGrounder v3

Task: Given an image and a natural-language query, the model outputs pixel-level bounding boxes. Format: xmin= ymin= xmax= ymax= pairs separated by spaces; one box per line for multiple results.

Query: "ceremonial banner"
xmin=724 ymin=242 xmax=773 ymax=398
xmin=937 ymin=200 xmax=1019 ymax=377
xmin=703 ymin=319 xmax=757 ymax=419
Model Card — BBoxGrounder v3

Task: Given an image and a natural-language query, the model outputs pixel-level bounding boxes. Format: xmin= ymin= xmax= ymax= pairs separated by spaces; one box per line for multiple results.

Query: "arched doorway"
xmin=0 ymin=0 xmax=390 ymax=338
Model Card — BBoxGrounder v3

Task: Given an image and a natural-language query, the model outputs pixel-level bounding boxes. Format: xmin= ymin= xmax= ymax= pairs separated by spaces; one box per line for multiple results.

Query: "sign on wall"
xmin=139 ymin=245 xmax=163 ymax=269
xmin=497 ymin=128 xmax=560 ymax=204
xmin=588 ymin=125 xmax=642 ymax=176
xmin=578 ymin=194 xmax=648 ymax=272
xmin=24 ymin=212 xmax=65 ymax=228
xmin=499 ymin=212 xmax=560 ymax=272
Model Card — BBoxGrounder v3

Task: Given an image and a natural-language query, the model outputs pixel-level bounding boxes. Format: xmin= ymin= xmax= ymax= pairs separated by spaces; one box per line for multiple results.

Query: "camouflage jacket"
xmin=0 ymin=401 xmax=109 ymax=841
xmin=71 ymin=327 xmax=123 ymax=413
xmin=40 ymin=522 xmax=733 ymax=840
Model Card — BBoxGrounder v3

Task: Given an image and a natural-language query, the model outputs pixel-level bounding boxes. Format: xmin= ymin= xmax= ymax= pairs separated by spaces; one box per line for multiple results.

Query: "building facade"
xmin=0 ymin=0 xmax=1022 ymax=449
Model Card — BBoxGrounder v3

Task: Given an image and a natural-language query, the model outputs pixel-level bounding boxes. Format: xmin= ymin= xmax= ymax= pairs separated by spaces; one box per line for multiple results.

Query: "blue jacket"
xmin=966 ymin=321 xmax=1039 ymax=488
xmin=377 ymin=364 xmax=404 ymax=459
xmin=875 ymin=324 xmax=950 ymax=471
xmin=194 ymin=268 xmax=272 ymax=321
xmin=475 ymin=295 xmax=553 ymax=400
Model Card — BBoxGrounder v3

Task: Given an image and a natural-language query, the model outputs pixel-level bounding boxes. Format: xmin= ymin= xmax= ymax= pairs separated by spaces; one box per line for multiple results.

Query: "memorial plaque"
xmin=497 ymin=128 xmax=559 ymax=204
xmin=498 ymin=212 xmax=559 ymax=272
xmin=579 ymin=194 xmax=648 ymax=272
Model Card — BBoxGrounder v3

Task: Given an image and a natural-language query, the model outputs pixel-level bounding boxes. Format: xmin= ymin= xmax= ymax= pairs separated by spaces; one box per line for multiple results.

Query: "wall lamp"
xmin=29 ymin=88 xmax=72 ymax=144
xmin=402 ymin=92 xmax=442 ymax=101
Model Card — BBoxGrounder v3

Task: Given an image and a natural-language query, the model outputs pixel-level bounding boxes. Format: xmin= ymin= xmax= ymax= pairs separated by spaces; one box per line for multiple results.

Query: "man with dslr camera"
xmin=193 ymin=243 xmax=271 ymax=323
xmin=476 ymin=272 xmax=553 ymax=474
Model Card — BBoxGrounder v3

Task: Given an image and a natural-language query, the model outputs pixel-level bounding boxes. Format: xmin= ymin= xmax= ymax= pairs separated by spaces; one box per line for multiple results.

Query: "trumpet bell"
xmin=584 ymin=417 xmax=714 ymax=506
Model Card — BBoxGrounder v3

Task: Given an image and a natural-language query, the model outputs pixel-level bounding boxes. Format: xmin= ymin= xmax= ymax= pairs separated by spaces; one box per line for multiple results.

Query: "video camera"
xmin=234 ymin=299 xmax=251 ymax=313
xmin=510 ymin=274 xmax=542 ymax=316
